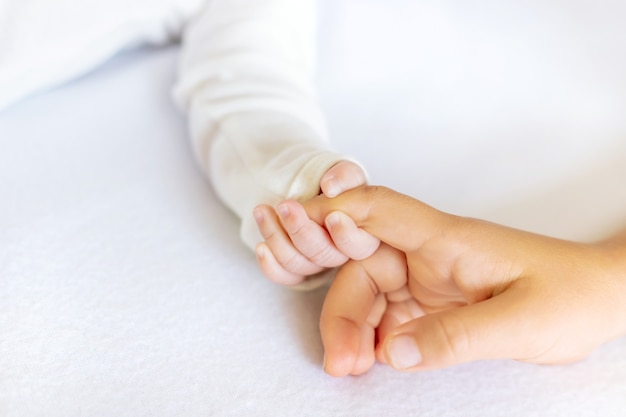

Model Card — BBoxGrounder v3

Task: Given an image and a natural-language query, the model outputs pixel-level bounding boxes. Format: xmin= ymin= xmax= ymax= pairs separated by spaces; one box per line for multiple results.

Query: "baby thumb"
xmin=305 ymin=186 xmax=448 ymax=253
xmin=382 ymin=288 xmax=535 ymax=370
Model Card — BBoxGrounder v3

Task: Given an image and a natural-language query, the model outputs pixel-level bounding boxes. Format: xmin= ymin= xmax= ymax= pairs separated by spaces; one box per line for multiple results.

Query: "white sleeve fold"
xmin=174 ymin=0 xmax=355 ymax=251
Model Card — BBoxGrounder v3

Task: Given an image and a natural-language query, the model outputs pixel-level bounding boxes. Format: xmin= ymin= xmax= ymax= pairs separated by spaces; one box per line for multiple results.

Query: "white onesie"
xmin=0 ymin=0 xmax=352 ymax=254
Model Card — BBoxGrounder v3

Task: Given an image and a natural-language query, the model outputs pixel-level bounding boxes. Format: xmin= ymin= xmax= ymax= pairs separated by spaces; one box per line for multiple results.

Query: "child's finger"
xmin=325 ymin=211 xmax=380 ymax=260
xmin=254 ymin=204 xmax=326 ymax=276
xmin=320 ymin=244 xmax=407 ymax=377
xmin=375 ymin=297 xmax=425 ymax=364
xmin=381 ymin=283 xmax=544 ymax=371
xmin=255 ymin=242 xmax=308 ymax=286
xmin=276 ymin=200 xmax=349 ymax=268
xmin=320 ymin=160 xmax=367 ymax=198
xmin=303 ymin=186 xmax=450 ymax=253
xmin=351 ymin=293 xmax=387 ymax=375
xmin=349 ymin=324 xmax=377 ymax=376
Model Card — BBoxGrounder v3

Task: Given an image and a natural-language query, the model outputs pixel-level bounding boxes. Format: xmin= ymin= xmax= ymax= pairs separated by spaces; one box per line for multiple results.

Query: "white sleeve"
xmin=173 ymin=0 xmax=353 ymax=251
xmin=0 ymin=0 xmax=202 ymax=111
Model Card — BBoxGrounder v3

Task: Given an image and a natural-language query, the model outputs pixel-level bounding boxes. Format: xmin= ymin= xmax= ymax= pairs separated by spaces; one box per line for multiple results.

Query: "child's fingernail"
xmin=255 ymin=245 xmax=266 ymax=260
xmin=324 ymin=179 xmax=342 ymax=198
xmin=276 ymin=203 xmax=290 ymax=219
xmin=387 ymin=335 xmax=422 ymax=370
xmin=253 ymin=207 xmax=264 ymax=225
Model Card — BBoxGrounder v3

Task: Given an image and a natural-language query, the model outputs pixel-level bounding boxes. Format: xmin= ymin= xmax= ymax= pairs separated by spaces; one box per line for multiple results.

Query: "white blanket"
xmin=2 ymin=1 xmax=626 ymax=416
xmin=0 ymin=0 xmax=202 ymax=111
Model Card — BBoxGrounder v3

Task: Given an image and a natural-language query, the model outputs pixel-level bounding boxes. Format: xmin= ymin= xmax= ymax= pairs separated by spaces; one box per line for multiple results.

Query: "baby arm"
xmin=303 ymin=186 xmax=626 ymax=376
xmin=173 ymin=0 xmax=367 ymax=289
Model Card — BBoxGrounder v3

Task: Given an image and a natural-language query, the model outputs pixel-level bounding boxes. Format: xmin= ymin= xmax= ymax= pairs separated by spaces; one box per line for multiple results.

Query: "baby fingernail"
xmin=253 ymin=207 xmax=264 ymax=225
xmin=255 ymin=245 xmax=266 ymax=260
xmin=276 ymin=203 xmax=290 ymax=219
xmin=388 ymin=335 xmax=422 ymax=370
xmin=326 ymin=212 xmax=341 ymax=228
xmin=324 ymin=179 xmax=342 ymax=198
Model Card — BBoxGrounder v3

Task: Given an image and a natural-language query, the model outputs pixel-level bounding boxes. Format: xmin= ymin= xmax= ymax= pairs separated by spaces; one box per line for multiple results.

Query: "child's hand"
xmin=303 ymin=186 xmax=626 ymax=376
xmin=253 ymin=161 xmax=380 ymax=286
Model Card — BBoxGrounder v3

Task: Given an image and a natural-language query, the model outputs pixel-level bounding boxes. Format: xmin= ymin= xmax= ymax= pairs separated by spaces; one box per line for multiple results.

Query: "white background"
xmin=1 ymin=1 xmax=626 ymax=415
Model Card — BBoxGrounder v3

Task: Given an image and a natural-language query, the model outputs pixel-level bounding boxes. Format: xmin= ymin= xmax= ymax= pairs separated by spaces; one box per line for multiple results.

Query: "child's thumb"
xmin=382 ymin=286 xmax=538 ymax=370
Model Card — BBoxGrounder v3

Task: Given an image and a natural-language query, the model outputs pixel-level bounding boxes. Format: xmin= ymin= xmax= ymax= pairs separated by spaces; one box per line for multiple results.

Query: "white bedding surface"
xmin=2 ymin=1 xmax=626 ymax=416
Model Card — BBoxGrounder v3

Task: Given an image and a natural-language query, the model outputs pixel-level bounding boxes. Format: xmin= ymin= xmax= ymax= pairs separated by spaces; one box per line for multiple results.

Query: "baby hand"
xmin=304 ymin=186 xmax=626 ymax=376
xmin=253 ymin=161 xmax=379 ymax=287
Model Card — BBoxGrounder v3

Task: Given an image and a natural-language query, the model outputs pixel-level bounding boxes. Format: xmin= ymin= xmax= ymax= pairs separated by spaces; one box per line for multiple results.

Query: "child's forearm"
xmin=596 ymin=227 xmax=626 ymax=338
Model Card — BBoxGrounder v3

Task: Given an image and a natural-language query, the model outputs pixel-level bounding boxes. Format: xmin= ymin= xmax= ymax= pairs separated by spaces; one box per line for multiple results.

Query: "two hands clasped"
xmin=254 ymin=163 xmax=626 ymax=377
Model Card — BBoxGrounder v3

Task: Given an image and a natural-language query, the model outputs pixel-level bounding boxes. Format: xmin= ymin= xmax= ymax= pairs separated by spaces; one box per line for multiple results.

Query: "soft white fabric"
xmin=0 ymin=0 xmax=355 ymax=257
xmin=1 ymin=42 xmax=626 ymax=417
xmin=2 ymin=1 xmax=626 ymax=415
xmin=0 ymin=0 xmax=203 ymax=110
xmin=172 ymin=0 xmax=349 ymax=249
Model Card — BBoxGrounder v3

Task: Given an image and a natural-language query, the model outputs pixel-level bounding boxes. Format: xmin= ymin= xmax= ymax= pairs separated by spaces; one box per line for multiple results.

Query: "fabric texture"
xmin=2 ymin=43 xmax=626 ymax=417
xmin=0 ymin=0 xmax=203 ymax=110
xmin=172 ymin=0 xmax=351 ymax=250
xmin=3 ymin=1 xmax=626 ymax=415
xmin=0 ymin=0 xmax=359 ymax=272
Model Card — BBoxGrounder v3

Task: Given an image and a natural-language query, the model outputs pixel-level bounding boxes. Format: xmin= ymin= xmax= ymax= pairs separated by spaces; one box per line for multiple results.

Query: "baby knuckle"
xmin=286 ymin=219 xmax=308 ymax=237
xmin=331 ymin=228 xmax=353 ymax=247
xmin=280 ymin=252 xmax=307 ymax=273
xmin=310 ymin=245 xmax=342 ymax=267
